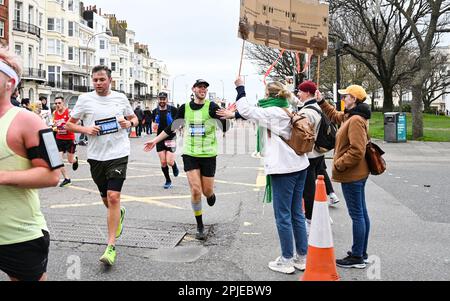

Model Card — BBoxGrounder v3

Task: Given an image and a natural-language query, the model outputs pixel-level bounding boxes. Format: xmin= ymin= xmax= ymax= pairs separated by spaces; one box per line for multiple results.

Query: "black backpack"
xmin=303 ymin=106 xmax=337 ymax=153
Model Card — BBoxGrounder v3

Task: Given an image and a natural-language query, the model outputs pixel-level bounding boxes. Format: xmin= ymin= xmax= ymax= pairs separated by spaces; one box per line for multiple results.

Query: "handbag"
xmin=365 ymin=136 xmax=386 ymax=175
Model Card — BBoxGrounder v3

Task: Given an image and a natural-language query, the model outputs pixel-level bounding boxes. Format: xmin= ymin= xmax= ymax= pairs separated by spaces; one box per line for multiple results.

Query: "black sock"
xmin=195 ymin=215 xmax=204 ymax=229
xmin=162 ymin=166 xmax=171 ymax=182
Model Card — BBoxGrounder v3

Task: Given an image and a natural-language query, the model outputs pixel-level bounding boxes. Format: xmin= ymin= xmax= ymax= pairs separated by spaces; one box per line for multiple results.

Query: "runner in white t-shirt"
xmin=66 ymin=65 xmax=138 ymax=266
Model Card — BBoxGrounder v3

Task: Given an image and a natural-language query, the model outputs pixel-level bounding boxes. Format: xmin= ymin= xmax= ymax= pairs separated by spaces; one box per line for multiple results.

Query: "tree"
xmin=422 ymin=50 xmax=450 ymax=111
xmin=331 ymin=0 xmax=422 ymax=112
xmin=390 ymin=0 xmax=450 ymax=138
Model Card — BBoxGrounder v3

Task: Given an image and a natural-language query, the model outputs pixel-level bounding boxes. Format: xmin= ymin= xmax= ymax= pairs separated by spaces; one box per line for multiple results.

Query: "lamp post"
xmin=171 ymin=74 xmax=186 ymax=105
xmin=85 ymin=30 xmax=112 ymax=89
xmin=335 ymin=40 xmax=348 ymax=111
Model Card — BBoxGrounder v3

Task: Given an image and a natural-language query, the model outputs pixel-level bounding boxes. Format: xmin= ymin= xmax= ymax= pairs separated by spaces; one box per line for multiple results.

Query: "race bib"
xmin=95 ymin=117 xmax=119 ymax=136
xmin=164 ymin=140 xmax=176 ymax=148
xmin=189 ymin=124 xmax=206 ymax=137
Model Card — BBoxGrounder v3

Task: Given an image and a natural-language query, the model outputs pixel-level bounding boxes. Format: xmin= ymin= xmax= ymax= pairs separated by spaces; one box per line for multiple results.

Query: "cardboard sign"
xmin=239 ymin=0 xmax=329 ymax=56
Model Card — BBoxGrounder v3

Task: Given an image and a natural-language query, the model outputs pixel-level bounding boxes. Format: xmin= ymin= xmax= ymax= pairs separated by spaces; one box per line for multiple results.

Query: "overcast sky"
xmin=86 ymin=0 xmax=265 ymax=105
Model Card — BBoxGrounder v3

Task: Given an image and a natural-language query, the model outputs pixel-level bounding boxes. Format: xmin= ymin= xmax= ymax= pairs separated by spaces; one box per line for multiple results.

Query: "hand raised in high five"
xmin=144 ymin=139 xmax=157 ymax=152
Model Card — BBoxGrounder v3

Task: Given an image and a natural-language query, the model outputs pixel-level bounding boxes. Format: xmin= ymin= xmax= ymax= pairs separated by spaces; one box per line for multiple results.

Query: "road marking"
xmin=50 ymin=186 xmax=248 ymax=210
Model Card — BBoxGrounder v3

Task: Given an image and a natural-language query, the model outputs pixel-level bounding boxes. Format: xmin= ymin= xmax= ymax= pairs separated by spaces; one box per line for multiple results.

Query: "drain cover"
xmin=48 ymin=222 xmax=186 ymax=249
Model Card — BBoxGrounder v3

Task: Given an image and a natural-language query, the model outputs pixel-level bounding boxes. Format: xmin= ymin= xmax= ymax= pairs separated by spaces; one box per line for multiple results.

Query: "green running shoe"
xmin=116 ymin=207 xmax=126 ymax=238
xmin=100 ymin=245 xmax=116 ymax=266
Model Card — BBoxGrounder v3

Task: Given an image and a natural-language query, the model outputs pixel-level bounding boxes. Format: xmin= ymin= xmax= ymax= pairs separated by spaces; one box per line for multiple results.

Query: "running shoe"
xmin=207 ymin=194 xmax=216 ymax=207
xmin=72 ymin=156 xmax=79 ymax=171
xmin=100 ymin=245 xmax=116 ymax=266
xmin=164 ymin=181 xmax=172 ymax=189
xmin=116 ymin=207 xmax=126 ymax=239
xmin=172 ymin=164 xmax=179 ymax=177
xmin=195 ymin=226 xmax=206 ymax=241
xmin=59 ymin=178 xmax=72 ymax=187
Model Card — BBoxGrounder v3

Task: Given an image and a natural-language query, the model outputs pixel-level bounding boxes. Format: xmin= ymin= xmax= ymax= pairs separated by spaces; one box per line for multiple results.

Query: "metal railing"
xmin=13 ymin=20 xmax=41 ymax=38
xmin=22 ymin=68 xmax=46 ymax=80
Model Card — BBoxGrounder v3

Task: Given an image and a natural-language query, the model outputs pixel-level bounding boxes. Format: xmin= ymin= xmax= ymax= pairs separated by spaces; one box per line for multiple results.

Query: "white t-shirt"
xmin=71 ymin=91 xmax=134 ymax=161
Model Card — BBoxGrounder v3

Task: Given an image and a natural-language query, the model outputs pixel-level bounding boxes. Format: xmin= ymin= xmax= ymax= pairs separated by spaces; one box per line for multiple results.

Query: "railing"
xmin=47 ymin=81 xmax=62 ymax=89
xmin=126 ymin=93 xmax=133 ymax=99
xmin=62 ymin=83 xmax=90 ymax=92
xmin=13 ymin=20 xmax=41 ymax=38
xmin=22 ymin=68 xmax=46 ymax=80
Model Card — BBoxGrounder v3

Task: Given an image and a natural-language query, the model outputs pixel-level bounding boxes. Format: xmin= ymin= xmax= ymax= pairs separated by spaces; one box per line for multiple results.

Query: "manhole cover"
xmin=48 ymin=222 xmax=186 ymax=249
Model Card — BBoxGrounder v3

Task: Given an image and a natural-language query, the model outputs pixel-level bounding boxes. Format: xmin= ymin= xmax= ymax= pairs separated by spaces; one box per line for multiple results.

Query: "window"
xmin=48 ymin=18 xmax=63 ymax=33
xmin=0 ymin=21 xmax=4 ymax=38
xmin=68 ymin=46 xmax=74 ymax=60
xmin=68 ymin=0 xmax=74 ymax=11
xmin=47 ymin=39 xmax=63 ymax=56
xmin=100 ymin=58 xmax=105 ymax=65
xmin=39 ymin=13 xmax=43 ymax=27
xmin=111 ymin=62 xmax=116 ymax=71
xmin=15 ymin=44 xmax=22 ymax=57
xmin=15 ymin=2 xmax=23 ymax=22
xmin=0 ymin=0 xmax=4 ymax=5
xmin=68 ymin=21 xmax=74 ymax=36
xmin=99 ymin=40 xmax=105 ymax=50
xmin=130 ymin=68 xmax=133 ymax=78
xmin=28 ymin=5 xmax=34 ymax=25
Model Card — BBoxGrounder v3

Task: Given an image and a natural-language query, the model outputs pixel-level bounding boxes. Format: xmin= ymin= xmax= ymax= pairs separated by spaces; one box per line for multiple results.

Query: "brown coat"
xmin=320 ymin=101 xmax=370 ymax=183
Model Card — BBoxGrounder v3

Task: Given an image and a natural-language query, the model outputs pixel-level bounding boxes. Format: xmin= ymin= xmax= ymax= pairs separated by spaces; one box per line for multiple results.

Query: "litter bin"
xmin=384 ymin=112 xmax=407 ymax=143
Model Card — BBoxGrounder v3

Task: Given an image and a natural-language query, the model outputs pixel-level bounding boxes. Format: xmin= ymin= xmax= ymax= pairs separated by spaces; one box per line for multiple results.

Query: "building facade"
xmin=0 ymin=0 xmax=9 ymax=46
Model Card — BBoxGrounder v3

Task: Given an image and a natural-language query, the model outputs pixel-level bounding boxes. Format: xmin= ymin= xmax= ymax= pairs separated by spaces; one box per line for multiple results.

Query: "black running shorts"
xmin=156 ymin=140 xmax=176 ymax=153
xmin=88 ymin=156 xmax=128 ymax=198
xmin=56 ymin=139 xmax=76 ymax=154
xmin=0 ymin=230 xmax=50 ymax=281
xmin=182 ymin=155 xmax=217 ymax=177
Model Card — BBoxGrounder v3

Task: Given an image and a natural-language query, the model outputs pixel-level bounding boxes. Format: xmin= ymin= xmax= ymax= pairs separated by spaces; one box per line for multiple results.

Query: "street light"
xmin=171 ymin=74 xmax=186 ymax=105
xmin=335 ymin=40 xmax=348 ymax=111
xmin=85 ymin=30 xmax=112 ymax=88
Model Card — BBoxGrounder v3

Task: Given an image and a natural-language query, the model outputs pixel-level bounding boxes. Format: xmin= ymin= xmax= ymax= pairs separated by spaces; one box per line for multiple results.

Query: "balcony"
xmin=22 ymin=68 xmax=46 ymax=82
xmin=62 ymin=83 xmax=91 ymax=93
xmin=13 ymin=20 xmax=41 ymax=38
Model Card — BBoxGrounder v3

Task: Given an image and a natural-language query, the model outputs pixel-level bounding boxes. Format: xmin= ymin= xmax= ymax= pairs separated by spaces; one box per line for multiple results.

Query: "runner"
xmin=151 ymin=92 xmax=179 ymax=189
xmin=0 ymin=46 xmax=60 ymax=281
xmin=65 ymin=65 xmax=138 ymax=266
xmin=144 ymin=79 xmax=229 ymax=240
xmin=53 ymin=96 xmax=79 ymax=187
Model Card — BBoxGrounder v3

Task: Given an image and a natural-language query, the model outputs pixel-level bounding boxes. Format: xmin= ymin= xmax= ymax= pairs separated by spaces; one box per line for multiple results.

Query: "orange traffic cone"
xmin=301 ymin=175 xmax=340 ymax=281
xmin=129 ymin=127 xmax=138 ymax=138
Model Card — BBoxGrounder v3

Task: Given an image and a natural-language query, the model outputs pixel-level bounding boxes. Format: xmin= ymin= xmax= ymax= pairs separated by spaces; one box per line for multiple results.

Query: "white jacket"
xmin=236 ymin=97 xmax=310 ymax=176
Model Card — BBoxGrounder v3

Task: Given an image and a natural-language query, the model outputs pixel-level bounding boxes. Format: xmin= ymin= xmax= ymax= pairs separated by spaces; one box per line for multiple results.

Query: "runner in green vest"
xmin=0 ymin=47 xmax=60 ymax=281
xmin=144 ymin=79 xmax=229 ymax=240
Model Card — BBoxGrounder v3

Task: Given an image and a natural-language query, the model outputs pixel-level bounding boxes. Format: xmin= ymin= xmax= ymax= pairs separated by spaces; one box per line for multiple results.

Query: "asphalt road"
xmin=1 ymin=123 xmax=449 ymax=282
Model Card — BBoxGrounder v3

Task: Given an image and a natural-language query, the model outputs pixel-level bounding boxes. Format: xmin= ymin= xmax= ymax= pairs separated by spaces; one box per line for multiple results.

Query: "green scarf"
xmin=256 ymin=97 xmax=289 ymax=203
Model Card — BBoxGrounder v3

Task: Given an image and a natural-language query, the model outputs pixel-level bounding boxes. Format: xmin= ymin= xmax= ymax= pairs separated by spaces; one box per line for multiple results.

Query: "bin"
xmin=384 ymin=112 xmax=407 ymax=143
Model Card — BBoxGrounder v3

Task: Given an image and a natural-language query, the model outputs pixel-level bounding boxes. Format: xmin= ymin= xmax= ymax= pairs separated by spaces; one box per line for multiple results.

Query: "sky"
xmin=86 ymin=0 xmax=266 ymax=105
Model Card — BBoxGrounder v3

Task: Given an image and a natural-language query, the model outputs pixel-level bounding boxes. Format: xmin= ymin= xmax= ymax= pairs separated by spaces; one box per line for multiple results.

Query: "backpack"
xmin=280 ymin=108 xmax=315 ymax=156
xmin=303 ymin=106 xmax=337 ymax=153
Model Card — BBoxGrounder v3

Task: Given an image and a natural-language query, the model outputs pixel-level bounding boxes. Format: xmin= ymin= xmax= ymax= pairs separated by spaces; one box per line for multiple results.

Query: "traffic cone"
xmin=301 ymin=175 xmax=340 ymax=281
xmin=129 ymin=127 xmax=138 ymax=138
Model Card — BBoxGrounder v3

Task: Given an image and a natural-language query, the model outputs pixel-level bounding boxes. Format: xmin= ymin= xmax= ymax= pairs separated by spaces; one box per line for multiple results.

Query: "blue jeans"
xmin=341 ymin=178 xmax=370 ymax=258
xmin=271 ymin=170 xmax=308 ymax=259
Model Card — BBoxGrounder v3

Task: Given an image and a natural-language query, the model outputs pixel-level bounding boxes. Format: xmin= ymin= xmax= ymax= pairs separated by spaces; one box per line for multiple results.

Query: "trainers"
xmin=268 ymin=256 xmax=295 ymax=274
xmin=99 ymin=245 xmax=116 ymax=266
xmin=72 ymin=156 xmax=79 ymax=171
xmin=116 ymin=207 xmax=126 ymax=239
xmin=336 ymin=255 xmax=367 ymax=269
xmin=347 ymin=251 xmax=370 ymax=264
xmin=207 ymin=194 xmax=216 ymax=207
xmin=293 ymin=254 xmax=307 ymax=271
xmin=195 ymin=226 xmax=206 ymax=241
xmin=172 ymin=164 xmax=179 ymax=177
xmin=59 ymin=178 xmax=72 ymax=187
xmin=328 ymin=193 xmax=340 ymax=206
xmin=163 ymin=181 xmax=172 ymax=189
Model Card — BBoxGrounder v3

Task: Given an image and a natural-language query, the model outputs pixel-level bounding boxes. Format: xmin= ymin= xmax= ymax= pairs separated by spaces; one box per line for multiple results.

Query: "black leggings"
xmin=303 ymin=156 xmax=325 ymax=221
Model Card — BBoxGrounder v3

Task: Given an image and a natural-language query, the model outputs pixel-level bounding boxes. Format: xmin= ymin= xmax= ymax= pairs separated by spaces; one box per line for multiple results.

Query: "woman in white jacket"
xmin=219 ymin=77 xmax=310 ymax=274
